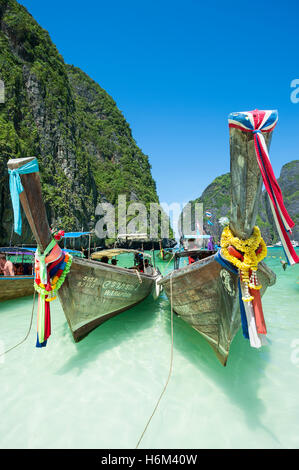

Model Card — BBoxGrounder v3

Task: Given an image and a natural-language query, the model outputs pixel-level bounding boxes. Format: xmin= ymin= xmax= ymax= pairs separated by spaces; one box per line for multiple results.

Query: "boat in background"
xmin=159 ymin=110 xmax=277 ymax=366
xmin=0 ymin=247 xmax=34 ymax=302
xmin=6 ymin=157 xmax=162 ymax=343
xmin=172 ymin=233 xmax=216 ymax=269
xmin=157 ymin=240 xmax=173 ymax=261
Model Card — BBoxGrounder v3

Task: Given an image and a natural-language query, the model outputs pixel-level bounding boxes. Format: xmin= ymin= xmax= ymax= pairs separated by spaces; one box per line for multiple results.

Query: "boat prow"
xmin=6 ymin=157 xmax=161 ymax=343
xmin=159 ymin=254 xmax=275 ymax=365
xmin=159 ymin=109 xmax=278 ymax=365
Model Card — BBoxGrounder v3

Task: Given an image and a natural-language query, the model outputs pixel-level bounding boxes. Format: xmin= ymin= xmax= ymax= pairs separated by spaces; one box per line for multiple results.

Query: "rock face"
xmin=189 ymin=160 xmax=299 ymax=245
xmin=0 ymin=0 xmax=174 ymax=247
xmin=190 ymin=173 xmax=231 ymax=243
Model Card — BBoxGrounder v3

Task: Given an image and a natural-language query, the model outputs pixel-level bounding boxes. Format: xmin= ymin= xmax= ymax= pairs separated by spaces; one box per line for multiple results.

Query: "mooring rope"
xmin=135 ymin=269 xmax=143 ymax=284
xmin=135 ymin=272 xmax=174 ymax=448
xmin=159 ymin=254 xmax=175 ymax=276
xmin=0 ymin=290 xmax=36 ymax=358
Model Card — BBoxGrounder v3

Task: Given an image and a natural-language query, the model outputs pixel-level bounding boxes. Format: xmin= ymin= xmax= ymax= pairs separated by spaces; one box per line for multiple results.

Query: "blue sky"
xmin=20 ymin=0 xmax=299 ymax=207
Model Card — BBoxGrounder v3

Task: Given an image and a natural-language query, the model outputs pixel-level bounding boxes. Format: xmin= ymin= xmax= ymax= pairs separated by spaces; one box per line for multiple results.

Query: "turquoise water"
xmin=0 ymin=248 xmax=299 ymax=449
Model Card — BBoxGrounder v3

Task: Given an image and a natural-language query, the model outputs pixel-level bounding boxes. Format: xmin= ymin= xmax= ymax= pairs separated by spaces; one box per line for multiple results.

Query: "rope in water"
xmin=0 ymin=290 xmax=36 ymax=358
xmin=135 ymin=272 xmax=174 ymax=448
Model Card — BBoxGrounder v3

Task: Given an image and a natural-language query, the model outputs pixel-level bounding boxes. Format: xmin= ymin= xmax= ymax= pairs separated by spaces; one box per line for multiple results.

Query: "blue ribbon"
xmin=36 ymin=333 xmax=47 ymax=348
xmin=8 ymin=159 xmax=39 ymax=235
xmin=214 ymin=250 xmax=249 ymax=339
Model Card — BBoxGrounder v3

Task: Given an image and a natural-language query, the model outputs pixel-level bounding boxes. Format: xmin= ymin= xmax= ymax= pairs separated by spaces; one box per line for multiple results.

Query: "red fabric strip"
xmin=254 ymin=134 xmax=294 ymax=229
xmin=250 ymin=288 xmax=267 ymax=335
xmin=44 ymin=298 xmax=51 ymax=341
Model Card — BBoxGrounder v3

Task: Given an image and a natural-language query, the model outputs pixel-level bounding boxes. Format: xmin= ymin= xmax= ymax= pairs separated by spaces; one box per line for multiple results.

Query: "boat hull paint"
xmin=0 ymin=276 xmax=34 ymax=302
xmin=58 ymin=257 xmax=158 ymax=341
xmin=159 ymin=254 xmax=276 ymax=365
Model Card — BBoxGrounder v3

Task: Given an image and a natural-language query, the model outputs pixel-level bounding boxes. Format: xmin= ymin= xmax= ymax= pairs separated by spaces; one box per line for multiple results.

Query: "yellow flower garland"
xmin=220 ymin=225 xmax=267 ymax=301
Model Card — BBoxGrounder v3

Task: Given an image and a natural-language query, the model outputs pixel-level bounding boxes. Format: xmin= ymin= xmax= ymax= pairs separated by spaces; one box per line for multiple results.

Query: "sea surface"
xmin=0 ymin=248 xmax=299 ymax=449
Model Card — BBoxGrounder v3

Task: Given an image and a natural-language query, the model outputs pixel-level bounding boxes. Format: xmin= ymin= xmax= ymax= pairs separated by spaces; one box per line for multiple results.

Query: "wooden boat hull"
xmin=159 ymin=254 xmax=276 ymax=365
xmin=0 ymin=276 xmax=34 ymax=302
xmin=58 ymin=258 xmax=158 ymax=341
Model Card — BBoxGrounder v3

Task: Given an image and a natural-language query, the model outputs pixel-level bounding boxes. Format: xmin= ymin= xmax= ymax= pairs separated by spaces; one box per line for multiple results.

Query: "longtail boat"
xmin=7 ymin=157 xmax=161 ymax=343
xmin=158 ymin=109 xmax=286 ymax=366
xmin=0 ymin=247 xmax=34 ymax=302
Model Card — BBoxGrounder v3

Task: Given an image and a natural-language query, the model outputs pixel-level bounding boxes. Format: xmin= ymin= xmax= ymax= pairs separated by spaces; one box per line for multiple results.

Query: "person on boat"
xmin=134 ymin=253 xmax=141 ymax=265
xmin=100 ymin=256 xmax=109 ymax=263
xmin=144 ymin=259 xmax=154 ymax=275
xmin=16 ymin=264 xmax=24 ymax=275
xmin=111 ymin=259 xmax=117 ymax=266
xmin=207 ymin=236 xmax=215 ymax=251
xmin=0 ymin=254 xmax=15 ymax=276
xmin=137 ymin=259 xmax=145 ymax=272
xmin=138 ymin=263 xmax=144 ymax=273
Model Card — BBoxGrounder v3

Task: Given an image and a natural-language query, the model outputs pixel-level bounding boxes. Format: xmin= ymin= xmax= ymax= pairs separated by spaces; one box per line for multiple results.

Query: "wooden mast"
xmin=7 ymin=157 xmax=52 ymax=252
xmin=229 ymin=127 xmax=272 ymax=239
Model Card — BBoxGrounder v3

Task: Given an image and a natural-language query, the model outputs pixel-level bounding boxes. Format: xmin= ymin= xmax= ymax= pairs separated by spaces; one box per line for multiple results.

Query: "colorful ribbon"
xmin=215 ymin=251 xmax=249 ymax=339
xmin=34 ymin=240 xmax=72 ymax=348
xmin=8 ymin=159 xmax=39 ymax=235
xmin=228 ymin=109 xmax=299 ymax=266
xmin=215 ymin=250 xmax=267 ymax=348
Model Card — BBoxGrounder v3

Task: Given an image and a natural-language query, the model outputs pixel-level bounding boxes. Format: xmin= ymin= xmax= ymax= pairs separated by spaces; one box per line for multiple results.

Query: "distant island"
xmin=189 ymin=160 xmax=299 ymax=245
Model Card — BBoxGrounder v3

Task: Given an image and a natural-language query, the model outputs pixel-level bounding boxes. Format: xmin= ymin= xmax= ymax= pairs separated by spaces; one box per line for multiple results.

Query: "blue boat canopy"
xmin=21 ymin=246 xmax=84 ymax=258
xmin=183 ymin=234 xmax=210 ymax=239
xmin=0 ymin=246 xmax=35 ymax=255
xmin=63 ymin=232 xmax=91 ymax=238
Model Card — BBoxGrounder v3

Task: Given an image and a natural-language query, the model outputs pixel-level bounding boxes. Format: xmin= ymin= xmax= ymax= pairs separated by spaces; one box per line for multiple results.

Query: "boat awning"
xmin=91 ymin=249 xmax=151 ymax=260
xmin=183 ymin=235 xmax=210 ymax=239
xmin=175 ymin=249 xmax=215 ymax=258
xmin=21 ymin=246 xmax=84 ymax=258
xmin=0 ymin=247 xmax=35 ymax=256
xmin=117 ymin=233 xmax=148 ymax=240
xmin=63 ymin=232 xmax=91 ymax=238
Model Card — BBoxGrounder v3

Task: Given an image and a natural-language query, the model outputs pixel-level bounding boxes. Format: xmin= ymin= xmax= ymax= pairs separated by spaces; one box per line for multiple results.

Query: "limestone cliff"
xmin=0 ymin=0 xmax=172 ymax=247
